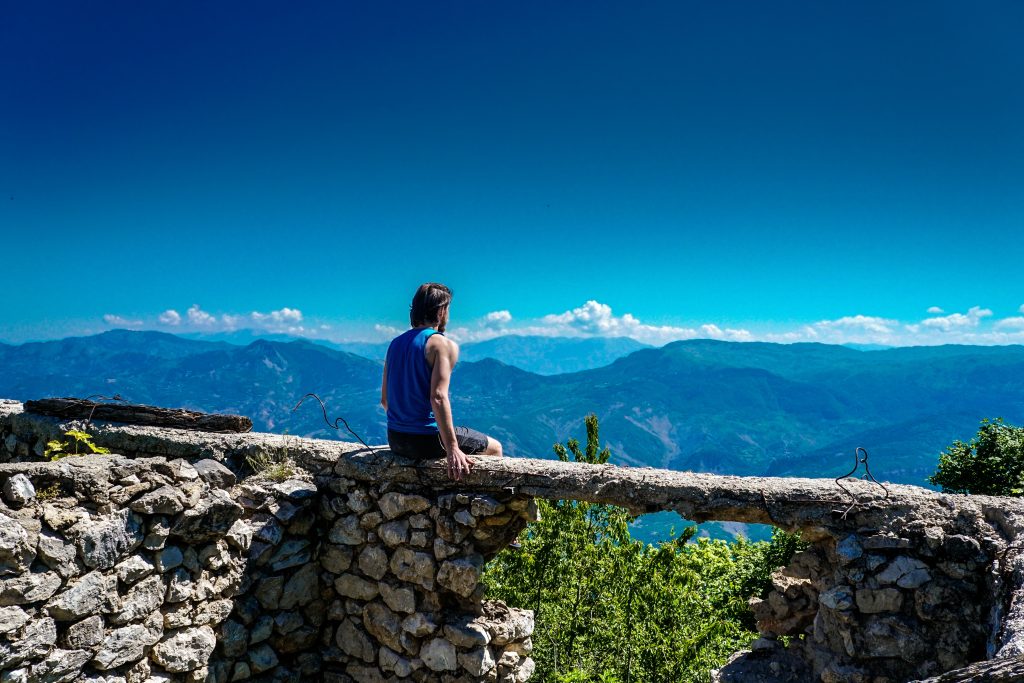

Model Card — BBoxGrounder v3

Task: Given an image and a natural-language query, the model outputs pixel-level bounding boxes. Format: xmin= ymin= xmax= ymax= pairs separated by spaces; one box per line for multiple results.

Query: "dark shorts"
xmin=387 ymin=426 xmax=490 ymax=459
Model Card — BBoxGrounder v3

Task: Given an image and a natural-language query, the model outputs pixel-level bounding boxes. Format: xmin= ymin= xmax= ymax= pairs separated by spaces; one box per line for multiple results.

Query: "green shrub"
xmin=483 ymin=414 xmax=803 ymax=683
xmin=929 ymin=418 xmax=1024 ymax=495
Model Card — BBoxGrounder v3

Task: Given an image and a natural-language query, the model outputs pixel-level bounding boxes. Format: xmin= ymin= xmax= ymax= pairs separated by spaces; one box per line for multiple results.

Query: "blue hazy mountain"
xmin=185 ymin=330 xmax=647 ymax=374
xmin=458 ymin=335 xmax=649 ymax=375
xmin=3 ymin=332 xmax=1024 ymax=491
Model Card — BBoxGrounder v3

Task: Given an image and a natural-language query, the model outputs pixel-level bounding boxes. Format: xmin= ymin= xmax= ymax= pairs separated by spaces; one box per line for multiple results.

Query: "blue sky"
xmin=2 ymin=1 xmax=1023 ymax=345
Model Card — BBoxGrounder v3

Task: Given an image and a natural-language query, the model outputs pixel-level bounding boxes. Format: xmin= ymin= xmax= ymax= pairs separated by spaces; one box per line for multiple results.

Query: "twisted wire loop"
xmin=835 ymin=446 xmax=890 ymax=519
xmin=81 ymin=394 xmax=128 ymax=430
xmin=292 ymin=393 xmax=375 ymax=452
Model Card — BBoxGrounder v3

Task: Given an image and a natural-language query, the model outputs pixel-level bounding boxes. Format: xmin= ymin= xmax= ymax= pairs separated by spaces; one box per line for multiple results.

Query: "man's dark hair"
xmin=410 ymin=283 xmax=452 ymax=330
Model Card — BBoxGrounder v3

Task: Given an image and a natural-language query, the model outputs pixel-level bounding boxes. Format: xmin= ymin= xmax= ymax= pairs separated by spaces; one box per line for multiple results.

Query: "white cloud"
xmin=927 ymin=306 xmax=944 ymax=314
xmin=995 ymin=317 xmax=1024 ymax=330
xmin=921 ymin=306 xmax=993 ymax=331
xmin=158 ymin=309 xmax=182 ymax=326
xmin=445 ymin=300 xmax=751 ymax=346
xmin=103 ymin=314 xmax=142 ymax=327
xmin=374 ymin=323 xmax=402 ymax=338
xmin=485 ymin=310 xmax=512 ymax=325
xmin=251 ymin=307 xmax=303 ymax=326
xmin=814 ymin=315 xmax=898 ymax=335
xmin=187 ymin=304 xmax=216 ymax=327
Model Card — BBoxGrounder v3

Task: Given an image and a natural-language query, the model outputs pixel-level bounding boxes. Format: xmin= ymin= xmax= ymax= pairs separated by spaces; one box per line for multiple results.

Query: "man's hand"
xmin=446 ymin=446 xmax=473 ymax=481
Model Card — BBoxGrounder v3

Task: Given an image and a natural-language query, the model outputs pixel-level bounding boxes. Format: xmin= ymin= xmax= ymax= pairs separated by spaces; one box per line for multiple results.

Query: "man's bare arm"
xmin=429 ymin=336 xmax=471 ymax=480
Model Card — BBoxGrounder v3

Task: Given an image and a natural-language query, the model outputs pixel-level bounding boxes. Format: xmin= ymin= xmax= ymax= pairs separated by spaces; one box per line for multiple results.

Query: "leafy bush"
xmin=483 ymin=414 xmax=803 ymax=682
xmin=44 ymin=430 xmax=111 ymax=460
xmin=929 ymin=418 xmax=1024 ymax=495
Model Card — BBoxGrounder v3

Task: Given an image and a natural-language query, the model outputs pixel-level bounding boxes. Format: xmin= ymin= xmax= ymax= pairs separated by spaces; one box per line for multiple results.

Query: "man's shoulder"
xmin=426 ymin=333 xmax=456 ymax=351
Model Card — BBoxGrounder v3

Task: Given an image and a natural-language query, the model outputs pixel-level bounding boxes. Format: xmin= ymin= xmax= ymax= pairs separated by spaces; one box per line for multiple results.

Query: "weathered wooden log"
xmin=24 ymin=398 xmax=252 ymax=434
xmin=913 ymin=655 xmax=1024 ymax=682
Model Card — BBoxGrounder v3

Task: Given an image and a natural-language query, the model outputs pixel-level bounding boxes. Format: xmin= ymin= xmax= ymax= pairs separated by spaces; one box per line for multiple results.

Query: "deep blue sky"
xmin=2 ymin=1 xmax=1023 ymax=343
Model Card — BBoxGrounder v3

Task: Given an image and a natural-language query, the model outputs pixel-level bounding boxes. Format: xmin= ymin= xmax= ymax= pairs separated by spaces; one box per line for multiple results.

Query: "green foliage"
xmin=483 ymin=414 xmax=804 ymax=683
xmin=929 ymin=418 xmax=1024 ymax=495
xmin=44 ymin=430 xmax=111 ymax=460
xmin=245 ymin=431 xmax=296 ymax=482
xmin=35 ymin=482 xmax=62 ymax=499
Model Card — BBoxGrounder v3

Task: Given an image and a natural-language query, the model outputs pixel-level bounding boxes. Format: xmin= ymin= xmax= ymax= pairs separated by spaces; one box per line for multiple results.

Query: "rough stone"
xmin=379 ymin=492 xmax=431 ymax=520
xmin=328 ymin=515 xmax=365 ymax=545
xmin=247 ymin=644 xmax=279 ymax=673
xmin=335 ymin=574 xmax=379 ymax=600
xmin=389 ymin=548 xmax=435 ymax=590
xmin=171 ymin=489 xmax=244 ymax=543
xmin=61 ymin=615 xmax=104 ymax=649
xmin=254 ymin=576 xmax=284 ymax=609
xmin=130 ymin=485 xmax=186 ymax=515
xmin=193 ymin=459 xmax=236 ymax=489
xmin=0 ymin=606 xmax=29 ymax=634
xmin=155 ymin=546 xmax=184 ymax=573
xmin=0 ymin=512 xmax=36 ymax=576
xmin=0 ymin=616 xmax=56 ymax=668
xmin=77 ymin=509 xmax=145 ymax=570
xmin=0 ymin=569 xmax=62 ymax=606
xmin=249 ymin=615 xmax=273 ymax=644
xmin=835 ymin=535 xmax=863 ymax=564
xmin=379 ymin=519 xmax=410 ymax=547
xmin=109 ymin=574 xmax=164 ymax=624
xmin=2 ymin=474 xmax=34 ymax=507
xmin=420 ymin=637 xmax=457 ymax=672
xmin=380 ymin=583 xmax=416 ymax=614
xmin=444 ymin=619 xmax=491 ymax=648
xmin=819 ymin=586 xmax=855 ymax=611
xmin=91 ymin=612 xmax=163 ymax=669
xmin=402 ymin=612 xmax=438 ymax=637
xmin=856 ymin=588 xmax=904 ymax=614
xmin=151 ymin=626 xmax=217 ymax=673
xmin=337 ymin=619 xmax=376 ymax=663
xmin=225 ymin=519 xmax=253 ymax=551
xmin=29 ymin=647 xmax=91 ymax=683
xmin=321 ymin=544 xmax=353 ymax=574
xmin=46 ymin=570 xmax=116 ymax=620
xmin=269 ymin=539 xmax=311 ymax=571
xmin=219 ymin=619 xmax=248 ymax=658
xmin=115 ymin=555 xmax=155 ymax=584
xmin=878 ymin=555 xmax=931 ymax=589
xmin=363 ymin=601 xmax=403 ymax=652
xmin=36 ymin=529 xmax=77 ymax=578
xmin=437 ymin=555 xmax=483 ymax=598
xmin=460 ymin=646 xmax=497 ymax=677
xmin=166 ymin=567 xmax=193 ymax=603
xmin=358 ymin=546 xmax=388 ymax=580
xmin=279 ymin=562 xmax=318 ymax=609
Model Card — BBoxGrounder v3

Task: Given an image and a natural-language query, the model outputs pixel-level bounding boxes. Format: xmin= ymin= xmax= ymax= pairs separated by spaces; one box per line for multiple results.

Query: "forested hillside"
xmin=4 ymin=330 xmax=1024 ymax=487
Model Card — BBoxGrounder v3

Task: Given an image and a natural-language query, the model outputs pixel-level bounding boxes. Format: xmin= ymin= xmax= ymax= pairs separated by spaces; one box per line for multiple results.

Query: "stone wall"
xmin=4 ymin=398 xmax=1024 ymax=683
xmin=0 ymin=401 xmax=537 ymax=682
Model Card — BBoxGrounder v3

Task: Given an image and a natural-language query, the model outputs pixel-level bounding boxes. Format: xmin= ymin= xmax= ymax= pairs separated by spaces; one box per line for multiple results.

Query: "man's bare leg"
xmin=481 ymin=437 xmax=503 ymax=456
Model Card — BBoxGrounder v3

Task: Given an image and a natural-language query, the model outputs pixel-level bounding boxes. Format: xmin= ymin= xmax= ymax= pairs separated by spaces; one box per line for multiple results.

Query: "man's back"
xmin=385 ymin=327 xmax=438 ymax=434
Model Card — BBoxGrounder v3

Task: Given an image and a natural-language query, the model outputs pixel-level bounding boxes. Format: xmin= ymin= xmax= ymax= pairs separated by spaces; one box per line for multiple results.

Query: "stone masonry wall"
xmin=0 ymin=401 xmax=537 ymax=682
xmin=5 ymin=398 xmax=1024 ymax=683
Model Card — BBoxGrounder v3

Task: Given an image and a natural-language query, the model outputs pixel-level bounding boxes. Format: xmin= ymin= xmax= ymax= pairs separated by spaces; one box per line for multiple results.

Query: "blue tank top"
xmin=385 ymin=328 xmax=439 ymax=434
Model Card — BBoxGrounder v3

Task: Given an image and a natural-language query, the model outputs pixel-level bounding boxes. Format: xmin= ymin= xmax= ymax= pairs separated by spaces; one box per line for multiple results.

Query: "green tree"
xmin=483 ymin=414 xmax=803 ymax=683
xmin=929 ymin=418 xmax=1024 ymax=495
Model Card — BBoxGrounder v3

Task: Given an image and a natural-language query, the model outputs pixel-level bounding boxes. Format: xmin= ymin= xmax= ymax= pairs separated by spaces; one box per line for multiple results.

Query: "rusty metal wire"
xmin=292 ymin=393 xmax=375 ymax=452
xmin=80 ymin=394 xmax=128 ymax=429
xmin=835 ymin=447 xmax=889 ymax=519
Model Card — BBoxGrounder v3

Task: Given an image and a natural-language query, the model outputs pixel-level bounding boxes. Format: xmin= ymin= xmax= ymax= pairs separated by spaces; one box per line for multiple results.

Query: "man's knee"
xmin=483 ymin=437 xmax=503 ymax=457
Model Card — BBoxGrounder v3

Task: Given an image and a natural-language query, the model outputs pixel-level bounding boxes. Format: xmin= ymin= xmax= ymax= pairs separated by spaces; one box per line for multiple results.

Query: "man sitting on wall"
xmin=381 ymin=282 xmax=503 ymax=480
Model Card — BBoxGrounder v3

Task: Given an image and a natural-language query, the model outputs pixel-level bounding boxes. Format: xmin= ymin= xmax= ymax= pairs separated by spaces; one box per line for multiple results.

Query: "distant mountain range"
xmin=3 ymin=330 xmax=1024 ymax=491
xmin=184 ymin=329 xmax=647 ymax=375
